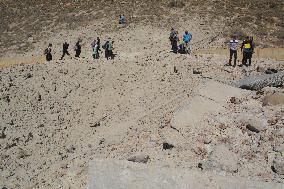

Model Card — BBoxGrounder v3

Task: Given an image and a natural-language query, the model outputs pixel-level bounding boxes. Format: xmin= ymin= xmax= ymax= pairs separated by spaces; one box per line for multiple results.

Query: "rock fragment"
xmin=272 ymin=154 xmax=284 ymax=175
xmin=263 ymin=93 xmax=284 ymax=106
xmin=203 ymin=145 xmax=238 ymax=173
xmin=127 ymin=154 xmax=149 ymax=163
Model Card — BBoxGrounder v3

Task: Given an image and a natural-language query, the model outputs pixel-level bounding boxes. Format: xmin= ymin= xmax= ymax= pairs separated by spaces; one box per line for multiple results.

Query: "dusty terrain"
xmin=0 ymin=0 xmax=284 ymax=189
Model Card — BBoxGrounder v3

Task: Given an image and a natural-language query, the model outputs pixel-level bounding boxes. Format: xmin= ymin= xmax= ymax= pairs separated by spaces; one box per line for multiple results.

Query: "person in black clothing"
xmin=241 ymin=36 xmax=254 ymax=67
xmin=172 ymin=31 xmax=179 ymax=54
xmin=74 ymin=41 xmax=81 ymax=58
xmin=44 ymin=43 xmax=52 ymax=61
xmin=103 ymin=41 xmax=109 ymax=59
xmin=97 ymin=37 xmax=101 ymax=50
xmin=97 ymin=37 xmax=101 ymax=58
xmin=60 ymin=42 xmax=70 ymax=60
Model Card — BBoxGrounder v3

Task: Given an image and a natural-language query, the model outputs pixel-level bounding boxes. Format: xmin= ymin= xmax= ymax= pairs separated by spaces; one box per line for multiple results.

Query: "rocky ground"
xmin=1 ymin=1 xmax=284 ymax=189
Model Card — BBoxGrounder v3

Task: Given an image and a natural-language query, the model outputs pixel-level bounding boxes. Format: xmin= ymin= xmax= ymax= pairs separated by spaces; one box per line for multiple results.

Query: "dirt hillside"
xmin=0 ymin=0 xmax=284 ymax=189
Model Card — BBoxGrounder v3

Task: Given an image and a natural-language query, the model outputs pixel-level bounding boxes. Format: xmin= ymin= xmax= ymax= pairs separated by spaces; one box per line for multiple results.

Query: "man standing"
xmin=172 ymin=31 xmax=179 ymax=54
xmin=44 ymin=43 xmax=52 ymax=61
xmin=74 ymin=40 xmax=81 ymax=58
xmin=228 ymin=34 xmax=238 ymax=67
xmin=60 ymin=42 xmax=70 ymax=60
xmin=241 ymin=36 xmax=254 ymax=67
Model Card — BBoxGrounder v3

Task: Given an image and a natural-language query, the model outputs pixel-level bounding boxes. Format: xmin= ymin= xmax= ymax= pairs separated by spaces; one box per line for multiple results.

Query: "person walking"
xmin=119 ymin=15 xmax=126 ymax=24
xmin=97 ymin=37 xmax=101 ymax=51
xmin=74 ymin=40 xmax=81 ymax=58
xmin=241 ymin=36 xmax=254 ymax=67
xmin=92 ymin=42 xmax=99 ymax=59
xmin=172 ymin=31 xmax=179 ymax=54
xmin=44 ymin=43 xmax=52 ymax=61
xmin=103 ymin=40 xmax=109 ymax=59
xmin=108 ymin=41 xmax=114 ymax=59
xmin=228 ymin=34 xmax=238 ymax=67
xmin=60 ymin=42 xmax=70 ymax=60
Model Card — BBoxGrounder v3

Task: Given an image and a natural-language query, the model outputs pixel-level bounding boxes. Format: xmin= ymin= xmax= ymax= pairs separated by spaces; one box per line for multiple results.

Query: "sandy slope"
xmin=1 ymin=18 xmax=284 ymax=189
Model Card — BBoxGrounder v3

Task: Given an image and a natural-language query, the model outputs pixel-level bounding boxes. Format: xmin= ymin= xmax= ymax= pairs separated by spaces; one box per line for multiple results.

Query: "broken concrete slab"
xmin=171 ymin=80 xmax=249 ymax=132
xmin=198 ymin=80 xmax=250 ymax=105
xmin=236 ymin=72 xmax=284 ymax=91
xmin=171 ymin=95 xmax=225 ymax=131
xmin=87 ymin=159 xmax=284 ymax=189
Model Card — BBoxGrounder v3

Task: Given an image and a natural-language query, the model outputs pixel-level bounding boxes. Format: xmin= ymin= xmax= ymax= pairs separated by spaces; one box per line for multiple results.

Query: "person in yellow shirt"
xmin=240 ymin=36 xmax=254 ymax=67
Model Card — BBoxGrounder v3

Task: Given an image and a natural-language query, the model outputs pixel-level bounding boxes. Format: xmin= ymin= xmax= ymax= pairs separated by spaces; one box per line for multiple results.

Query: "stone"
xmin=87 ymin=159 xmax=284 ymax=189
xmin=203 ymin=145 xmax=238 ymax=173
xmin=18 ymin=148 xmax=30 ymax=159
xmin=262 ymin=93 xmax=284 ymax=106
xmin=237 ymin=115 xmax=268 ymax=132
xmin=272 ymin=154 xmax=284 ymax=175
xmin=127 ymin=154 xmax=149 ymax=163
xmin=160 ymin=127 xmax=185 ymax=147
xmin=265 ymin=68 xmax=278 ymax=74
xmin=193 ymin=69 xmax=201 ymax=74
xmin=273 ymin=144 xmax=284 ymax=153
xmin=230 ymin=97 xmax=241 ymax=104
xmin=236 ymin=72 xmax=284 ymax=91
xmin=163 ymin=142 xmax=174 ymax=150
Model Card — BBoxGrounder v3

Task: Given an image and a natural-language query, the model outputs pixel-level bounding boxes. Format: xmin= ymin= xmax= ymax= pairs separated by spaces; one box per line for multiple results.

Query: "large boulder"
xmin=263 ymin=92 xmax=284 ymax=106
xmin=87 ymin=159 xmax=284 ymax=189
xmin=236 ymin=72 xmax=284 ymax=91
xmin=171 ymin=80 xmax=248 ymax=132
xmin=272 ymin=154 xmax=284 ymax=175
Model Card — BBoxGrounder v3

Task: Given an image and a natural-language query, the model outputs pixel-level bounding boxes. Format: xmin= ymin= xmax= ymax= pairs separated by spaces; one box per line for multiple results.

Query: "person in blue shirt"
xmin=183 ymin=31 xmax=192 ymax=44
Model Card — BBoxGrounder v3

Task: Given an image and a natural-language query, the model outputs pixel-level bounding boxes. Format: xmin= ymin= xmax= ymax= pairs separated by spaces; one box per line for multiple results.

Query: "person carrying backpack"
xmin=108 ymin=41 xmax=114 ymax=59
xmin=74 ymin=40 xmax=81 ymax=58
xmin=44 ymin=44 xmax=52 ymax=61
xmin=228 ymin=34 xmax=238 ymax=67
xmin=241 ymin=36 xmax=254 ymax=67
xmin=60 ymin=42 xmax=70 ymax=60
xmin=103 ymin=41 xmax=109 ymax=59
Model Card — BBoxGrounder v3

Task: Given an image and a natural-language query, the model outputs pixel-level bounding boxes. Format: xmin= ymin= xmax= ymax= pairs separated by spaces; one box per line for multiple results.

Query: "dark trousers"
xmin=108 ymin=50 xmax=114 ymax=59
xmin=105 ymin=50 xmax=109 ymax=59
xmin=229 ymin=49 xmax=237 ymax=66
xmin=242 ymin=51 xmax=252 ymax=66
xmin=75 ymin=50 xmax=81 ymax=57
xmin=60 ymin=51 xmax=70 ymax=60
xmin=172 ymin=43 xmax=178 ymax=54
xmin=105 ymin=50 xmax=114 ymax=59
xmin=46 ymin=53 xmax=52 ymax=61
xmin=93 ymin=54 xmax=99 ymax=59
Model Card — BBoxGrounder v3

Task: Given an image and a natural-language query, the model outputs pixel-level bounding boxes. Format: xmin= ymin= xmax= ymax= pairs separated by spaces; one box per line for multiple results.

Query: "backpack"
xmin=108 ymin=42 xmax=113 ymax=50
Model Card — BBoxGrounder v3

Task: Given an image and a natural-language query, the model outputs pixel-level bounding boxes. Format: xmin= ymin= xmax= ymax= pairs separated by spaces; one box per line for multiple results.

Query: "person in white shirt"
xmin=228 ymin=34 xmax=238 ymax=67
